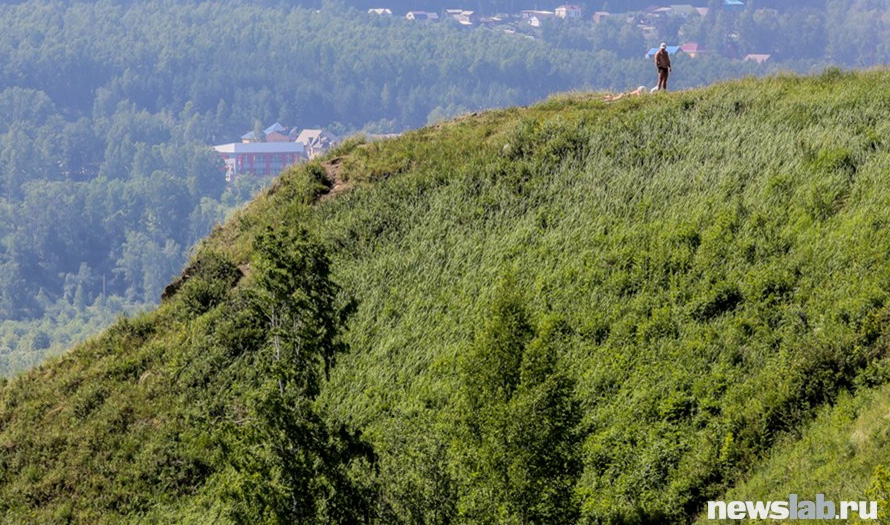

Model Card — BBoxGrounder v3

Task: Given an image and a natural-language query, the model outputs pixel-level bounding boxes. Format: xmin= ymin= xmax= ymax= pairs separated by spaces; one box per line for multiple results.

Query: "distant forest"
xmin=0 ymin=0 xmax=886 ymax=374
xmin=229 ymin=0 xmax=830 ymax=16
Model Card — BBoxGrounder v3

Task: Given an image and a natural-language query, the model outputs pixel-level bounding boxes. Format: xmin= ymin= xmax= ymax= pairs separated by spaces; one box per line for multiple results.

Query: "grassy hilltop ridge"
xmin=3 ymin=69 xmax=890 ymax=523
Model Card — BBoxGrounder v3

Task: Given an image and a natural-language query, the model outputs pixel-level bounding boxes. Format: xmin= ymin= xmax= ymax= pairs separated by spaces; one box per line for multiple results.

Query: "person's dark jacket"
xmin=655 ymin=49 xmax=671 ymax=70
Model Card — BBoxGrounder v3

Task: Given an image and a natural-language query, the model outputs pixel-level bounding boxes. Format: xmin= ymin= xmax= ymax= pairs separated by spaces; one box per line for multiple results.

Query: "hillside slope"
xmin=3 ymin=69 xmax=890 ymax=523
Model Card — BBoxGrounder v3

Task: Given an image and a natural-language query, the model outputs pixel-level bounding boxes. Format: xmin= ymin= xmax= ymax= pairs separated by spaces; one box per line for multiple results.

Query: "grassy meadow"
xmin=3 ymin=68 xmax=890 ymax=523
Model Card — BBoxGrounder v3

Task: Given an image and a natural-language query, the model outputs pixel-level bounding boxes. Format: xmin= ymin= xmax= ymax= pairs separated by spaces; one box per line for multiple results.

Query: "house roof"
xmin=647 ymin=46 xmax=681 ymax=57
xmin=406 ymin=11 xmax=438 ymax=19
xmin=681 ymin=42 xmax=701 ymax=53
xmin=592 ymin=11 xmax=612 ymax=23
xmin=214 ymin=142 xmax=305 ymax=154
xmin=295 ymin=129 xmax=340 ymax=148
xmin=724 ymin=0 xmax=744 ymax=6
xmin=264 ymin=122 xmax=288 ymax=135
xmin=241 ymin=122 xmax=289 ymax=141
xmin=744 ymin=53 xmax=771 ymax=63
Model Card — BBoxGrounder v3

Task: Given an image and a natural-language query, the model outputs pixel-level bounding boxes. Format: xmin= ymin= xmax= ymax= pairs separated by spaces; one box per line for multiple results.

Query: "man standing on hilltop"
xmin=655 ymin=43 xmax=671 ymax=91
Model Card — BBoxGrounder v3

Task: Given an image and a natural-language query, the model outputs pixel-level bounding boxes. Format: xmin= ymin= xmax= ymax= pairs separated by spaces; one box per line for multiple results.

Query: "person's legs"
xmin=658 ymin=68 xmax=668 ymax=90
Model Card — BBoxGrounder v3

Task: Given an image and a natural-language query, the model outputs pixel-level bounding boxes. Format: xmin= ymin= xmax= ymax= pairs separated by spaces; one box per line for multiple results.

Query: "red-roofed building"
xmin=214 ymin=142 xmax=306 ymax=180
xmin=681 ymin=42 xmax=704 ymax=58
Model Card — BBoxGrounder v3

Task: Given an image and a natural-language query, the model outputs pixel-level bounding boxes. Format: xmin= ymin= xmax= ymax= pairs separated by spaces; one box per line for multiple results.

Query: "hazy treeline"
xmin=0 ymin=0 xmax=887 ymax=373
xmin=0 ymin=0 xmax=766 ymax=374
xmin=284 ymin=0 xmax=829 ymax=18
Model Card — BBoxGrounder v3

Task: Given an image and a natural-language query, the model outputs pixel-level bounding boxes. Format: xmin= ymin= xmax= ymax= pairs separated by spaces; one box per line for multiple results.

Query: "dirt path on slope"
xmin=318 ymin=156 xmax=353 ymax=203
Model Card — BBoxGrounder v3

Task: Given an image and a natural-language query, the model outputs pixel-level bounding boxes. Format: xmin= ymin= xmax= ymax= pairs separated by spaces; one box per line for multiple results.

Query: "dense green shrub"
xmin=173 ymin=252 xmax=242 ymax=316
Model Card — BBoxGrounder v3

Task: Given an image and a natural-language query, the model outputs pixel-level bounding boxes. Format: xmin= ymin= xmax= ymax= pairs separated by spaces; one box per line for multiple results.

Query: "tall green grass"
xmin=4 ymin=68 xmax=890 ymax=522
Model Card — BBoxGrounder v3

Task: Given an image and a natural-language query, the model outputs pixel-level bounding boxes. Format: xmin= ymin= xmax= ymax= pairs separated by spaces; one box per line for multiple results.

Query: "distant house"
xmin=520 ymin=9 xmax=555 ymax=20
xmin=681 ymin=42 xmax=703 ymax=58
xmin=592 ymin=11 xmax=610 ymax=24
xmin=213 ymin=142 xmax=306 ymax=180
xmin=696 ymin=7 xmax=710 ymax=17
xmin=521 ymin=10 xmax=554 ymax=26
xmin=646 ymin=45 xmax=682 ymax=58
xmin=744 ymin=53 xmax=771 ymax=63
xmin=263 ymin=122 xmax=291 ymax=143
xmin=444 ymin=9 xmax=477 ymax=25
xmin=555 ymin=4 xmax=582 ymax=19
xmin=406 ymin=11 xmax=439 ymax=21
xmin=723 ymin=0 xmax=744 ymax=12
xmin=295 ymin=129 xmax=341 ymax=159
xmin=368 ymin=8 xmax=392 ymax=15
xmin=460 ymin=10 xmax=477 ymax=23
xmin=478 ymin=16 xmax=504 ymax=25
